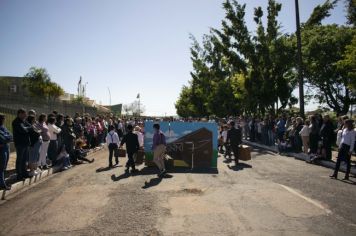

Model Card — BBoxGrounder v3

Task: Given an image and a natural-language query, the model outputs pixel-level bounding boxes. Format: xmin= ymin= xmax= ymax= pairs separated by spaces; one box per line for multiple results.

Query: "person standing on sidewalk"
xmin=62 ymin=118 xmax=76 ymax=156
xmin=226 ymin=121 xmax=242 ymax=166
xmin=27 ymin=115 xmax=42 ymax=177
xmin=330 ymin=119 xmax=355 ymax=180
xmin=299 ymin=120 xmax=310 ymax=154
xmin=152 ymin=123 xmax=167 ymax=178
xmin=12 ymin=109 xmax=31 ymax=181
xmin=47 ymin=116 xmax=62 ymax=166
xmin=120 ymin=124 xmax=139 ymax=173
xmin=106 ymin=125 xmax=120 ymax=168
xmin=320 ymin=115 xmax=334 ymax=161
xmin=276 ymin=116 xmax=286 ymax=143
xmin=309 ymin=115 xmax=320 ymax=155
xmin=0 ymin=114 xmax=13 ymax=190
xmin=37 ymin=114 xmax=50 ymax=170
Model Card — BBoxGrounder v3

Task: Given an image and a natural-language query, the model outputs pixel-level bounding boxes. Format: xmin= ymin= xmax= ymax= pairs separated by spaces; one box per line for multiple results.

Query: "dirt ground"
xmin=1 ymin=147 xmax=356 ymax=235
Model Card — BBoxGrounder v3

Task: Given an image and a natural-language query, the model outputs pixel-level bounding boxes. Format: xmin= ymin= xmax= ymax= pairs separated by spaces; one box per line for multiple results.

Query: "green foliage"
xmin=301 ymin=25 xmax=356 ymax=115
xmin=337 ymin=34 xmax=356 ymax=90
xmin=24 ymin=67 xmax=64 ymax=101
xmin=176 ymin=0 xmax=355 ymax=118
xmin=345 ymin=0 xmax=356 ymax=25
xmin=176 ymin=0 xmax=295 ymax=117
xmin=304 ymin=0 xmax=338 ymax=27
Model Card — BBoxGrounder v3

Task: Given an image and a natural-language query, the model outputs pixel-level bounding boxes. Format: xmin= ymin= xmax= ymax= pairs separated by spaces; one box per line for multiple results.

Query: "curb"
xmin=243 ymin=140 xmax=356 ymax=176
xmin=1 ymin=146 xmax=105 ymax=200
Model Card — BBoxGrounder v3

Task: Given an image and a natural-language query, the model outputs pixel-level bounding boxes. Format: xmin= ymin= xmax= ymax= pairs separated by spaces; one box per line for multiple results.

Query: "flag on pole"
xmin=78 ymin=76 xmax=82 ymax=96
xmin=137 ymin=93 xmax=140 ymax=99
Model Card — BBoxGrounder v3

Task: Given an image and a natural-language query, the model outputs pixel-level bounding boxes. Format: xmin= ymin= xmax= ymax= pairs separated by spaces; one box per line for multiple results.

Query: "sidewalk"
xmin=243 ymin=140 xmax=356 ymax=176
xmin=1 ymin=146 xmax=104 ymax=201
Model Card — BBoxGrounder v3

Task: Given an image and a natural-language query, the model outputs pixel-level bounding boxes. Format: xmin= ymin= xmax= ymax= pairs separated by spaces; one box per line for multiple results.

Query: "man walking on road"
xmin=106 ymin=125 xmax=120 ymax=168
xmin=226 ymin=121 xmax=242 ymax=166
xmin=120 ymin=124 xmax=139 ymax=173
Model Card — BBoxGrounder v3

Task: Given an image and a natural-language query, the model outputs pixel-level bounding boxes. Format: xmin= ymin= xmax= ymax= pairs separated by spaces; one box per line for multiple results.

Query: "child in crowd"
xmin=71 ymin=139 xmax=94 ymax=164
xmin=57 ymin=144 xmax=72 ymax=171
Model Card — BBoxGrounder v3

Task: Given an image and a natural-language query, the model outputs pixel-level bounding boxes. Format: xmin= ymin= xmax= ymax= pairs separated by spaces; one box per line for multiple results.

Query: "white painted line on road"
xmin=279 ymin=184 xmax=332 ymax=215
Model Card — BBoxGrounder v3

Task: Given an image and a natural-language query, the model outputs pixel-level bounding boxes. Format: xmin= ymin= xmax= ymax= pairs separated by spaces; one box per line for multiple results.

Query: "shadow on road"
xmin=96 ymin=166 xmax=121 ymax=173
xmin=227 ymin=163 xmax=252 ymax=171
xmin=137 ymin=166 xmax=218 ymax=175
xmin=141 ymin=177 xmax=162 ymax=189
xmin=339 ymin=179 xmax=356 ymax=185
xmin=111 ymin=172 xmax=131 ymax=182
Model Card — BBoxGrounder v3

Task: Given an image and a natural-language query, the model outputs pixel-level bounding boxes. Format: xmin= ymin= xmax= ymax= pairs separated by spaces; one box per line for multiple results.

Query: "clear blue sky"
xmin=0 ymin=0 xmax=348 ymax=116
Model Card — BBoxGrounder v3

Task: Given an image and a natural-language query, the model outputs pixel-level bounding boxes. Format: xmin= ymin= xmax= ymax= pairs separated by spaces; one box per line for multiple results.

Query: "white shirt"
xmin=339 ymin=128 xmax=355 ymax=153
xmin=299 ymin=125 xmax=310 ymax=137
xmin=106 ymin=131 xmax=120 ymax=145
xmin=134 ymin=131 xmax=144 ymax=147
xmin=48 ymin=124 xmax=61 ymax=140
xmin=221 ymin=130 xmax=228 ymax=143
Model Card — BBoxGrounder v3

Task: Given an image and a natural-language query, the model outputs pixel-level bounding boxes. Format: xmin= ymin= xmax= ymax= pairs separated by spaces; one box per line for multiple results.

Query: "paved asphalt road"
xmin=0 ymin=148 xmax=355 ymax=236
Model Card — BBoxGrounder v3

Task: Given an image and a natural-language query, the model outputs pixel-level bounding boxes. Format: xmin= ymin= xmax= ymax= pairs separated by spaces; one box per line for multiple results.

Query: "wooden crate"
xmin=238 ymin=145 xmax=252 ymax=161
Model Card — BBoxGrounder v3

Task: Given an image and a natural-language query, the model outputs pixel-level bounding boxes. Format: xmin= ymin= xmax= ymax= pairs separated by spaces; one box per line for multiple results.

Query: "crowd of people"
xmin=0 ymin=108 xmax=171 ymax=190
xmin=218 ymin=113 xmax=355 ymax=180
xmin=1 ymin=110 xmax=355 ymax=191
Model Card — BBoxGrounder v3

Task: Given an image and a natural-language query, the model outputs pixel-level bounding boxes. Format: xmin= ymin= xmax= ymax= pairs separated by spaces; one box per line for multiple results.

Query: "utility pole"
xmin=107 ymin=87 xmax=111 ymax=106
xmin=295 ymin=0 xmax=305 ymax=117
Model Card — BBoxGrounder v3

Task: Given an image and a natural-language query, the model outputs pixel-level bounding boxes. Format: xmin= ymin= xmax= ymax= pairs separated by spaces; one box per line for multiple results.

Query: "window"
xmin=9 ymin=84 xmax=17 ymax=93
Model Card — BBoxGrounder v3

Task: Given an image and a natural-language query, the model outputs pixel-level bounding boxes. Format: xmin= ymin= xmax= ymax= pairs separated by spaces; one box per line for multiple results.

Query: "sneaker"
xmin=158 ymin=170 xmax=167 ymax=178
xmin=329 ymin=174 xmax=337 ymax=179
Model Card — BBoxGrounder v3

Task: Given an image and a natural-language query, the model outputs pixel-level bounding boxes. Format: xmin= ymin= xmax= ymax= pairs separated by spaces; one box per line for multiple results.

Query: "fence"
xmin=0 ymin=94 xmax=99 ymax=116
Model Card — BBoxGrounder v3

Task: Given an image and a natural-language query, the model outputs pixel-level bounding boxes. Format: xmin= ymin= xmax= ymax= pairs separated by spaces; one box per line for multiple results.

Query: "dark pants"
xmin=15 ymin=145 xmax=29 ymax=179
xmin=48 ymin=140 xmax=58 ymax=164
xmin=231 ymin=145 xmax=239 ymax=164
xmin=277 ymin=131 xmax=285 ymax=142
xmin=0 ymin=144 xmax=10 ymax=187
xmin=250 ymin=128 xmax=255 ymax=142
xmin=224 ymin=143 xmax=231 ymax=158
xmin=333 ymin=143 xmax=351 ymax=178
xmin=309 ymin=133 xmax=319 ymax=154
xmin=108 ymin=143 xmax=118 ymax=166
xmin=126 ymin=152 xmax=136 ymax=170
xmin=323 ymin=139 xmax=332 ymax=160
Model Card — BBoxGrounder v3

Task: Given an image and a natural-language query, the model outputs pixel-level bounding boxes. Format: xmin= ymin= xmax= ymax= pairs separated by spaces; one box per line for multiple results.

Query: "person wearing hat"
xmin=134 ymin=126 xmax=144 ymax=148
xmin=0 ymin=114 xmax=13 ymax=190
xmin=330 ymin=119 xmax=355 ymax=180
xmin=72 ymin=139 xmax=94 ymax=164
xmin=28 ymin=109 xmax=36 ymax=118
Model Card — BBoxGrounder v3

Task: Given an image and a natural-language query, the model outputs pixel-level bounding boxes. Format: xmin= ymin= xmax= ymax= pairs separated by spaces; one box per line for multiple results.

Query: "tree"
xmin=304 ymin=0 xmax=338 ymax=27
xmin=176 ymin=0 xmax=297 ymax=117
xmin=345 ymin=0 xmax=356 ymax=25
xmin=24 ymin=67 xmax=64 ymax=101
xmin=337 ymin=34 xmax=356 ymax=90
xmin=301 ymin=25 xmax=356 ymax=115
